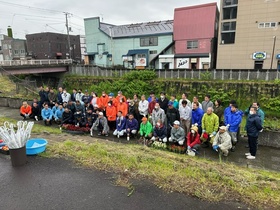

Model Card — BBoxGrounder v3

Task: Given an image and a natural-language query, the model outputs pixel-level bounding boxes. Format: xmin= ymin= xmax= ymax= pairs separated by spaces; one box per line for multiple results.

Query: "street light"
xmin=270 ymin=36 xmax=276 ymax=69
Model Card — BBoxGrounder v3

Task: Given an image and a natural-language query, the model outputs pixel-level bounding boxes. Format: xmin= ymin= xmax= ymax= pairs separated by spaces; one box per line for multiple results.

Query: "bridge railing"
xmin=0 ymin=59 xmax=73 ymax=66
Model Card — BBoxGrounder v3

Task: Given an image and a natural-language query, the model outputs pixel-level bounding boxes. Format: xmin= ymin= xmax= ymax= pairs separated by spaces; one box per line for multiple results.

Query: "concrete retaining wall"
xmin=0 ymin=97 xmax=32 ymax=109
xmin=259 ymin=131 xmax=280 ymax=148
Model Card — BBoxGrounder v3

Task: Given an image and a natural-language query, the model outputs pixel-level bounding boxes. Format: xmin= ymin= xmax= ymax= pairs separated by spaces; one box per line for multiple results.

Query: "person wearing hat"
xmin=90 ymin=112 xmax=109 ymax=137
xmin=225 ymin=104 xmax=243 ymax=152
xmin=113 ymin=111 xmax=127 ymax=138
xmin=201 ymin=107 xmax=219 ymax=147
xmin=108 ymin=92 xmax=118 ymax=107
xmin=125 ymin=114 xmax=139 ymax=141
xmin=169 ymin=120 xmax=185 ymax=146
xmin=151 ymin=119 xmax=167 ymax=143
xmin=212 ymin=126 xmax=232 ymax=157
xmin=158 ymin=92 xmax=169 ymax=113
xmin=167 ymin=100 xmax=180 ymax=136
xmin=139 ymin=117 xmax=153 ymax=141
xmin=187 ymin=125 xmax=201 ymax=151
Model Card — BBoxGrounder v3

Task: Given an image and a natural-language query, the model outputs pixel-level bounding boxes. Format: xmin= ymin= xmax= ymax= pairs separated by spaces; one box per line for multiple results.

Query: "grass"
xmin=42 ymin=139 xmax=280 ymax=210
xmin=0 ymin=117 xmax=62 ymax=134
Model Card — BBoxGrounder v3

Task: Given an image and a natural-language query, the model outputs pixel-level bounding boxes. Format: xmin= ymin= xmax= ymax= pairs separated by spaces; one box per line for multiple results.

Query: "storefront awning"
xmin=127 ymin=49 xmax=149 ymax=56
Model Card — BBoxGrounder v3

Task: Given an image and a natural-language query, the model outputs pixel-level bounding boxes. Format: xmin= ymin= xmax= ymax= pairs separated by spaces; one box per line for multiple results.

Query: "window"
xmin=137 ymin=54 xmax=146 ymax=58
xmin=223 ymin=7 xmax=237 ymax=19
xmin=3 ymin=44 xmax=7 ymax=50
xmin=14 ymin=50 xmax=19 ymax=55
xmin=223 ymin=0 xmax=238 ymax=7
xmin=222 ymin=21 xmax=236 ymax=31
xmin=221 ymin=32 xmax=236 ymax=44
xmin=20 ymin=49 xmax=25 ymax=54
xmin=150 ymin=50 xmax=157 ymax=54
xmin=140 ymin=37 xmax=158 ymax=46
xmin=254 ymin=61 xmax=263 ymax=70
xmin=258 ymin=22 xmax=277 ymax=28
xmin=187 ymin=40 xmax=198 ymax=49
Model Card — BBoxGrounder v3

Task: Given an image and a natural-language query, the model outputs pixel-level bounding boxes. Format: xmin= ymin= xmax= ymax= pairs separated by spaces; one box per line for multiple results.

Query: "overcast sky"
xmin=0 ymin=0 xmax=220 ymax=39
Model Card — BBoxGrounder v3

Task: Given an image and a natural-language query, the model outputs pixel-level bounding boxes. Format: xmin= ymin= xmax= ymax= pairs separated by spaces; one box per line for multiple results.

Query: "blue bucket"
xmin=26 ymin=139 xmax=48 ymax=155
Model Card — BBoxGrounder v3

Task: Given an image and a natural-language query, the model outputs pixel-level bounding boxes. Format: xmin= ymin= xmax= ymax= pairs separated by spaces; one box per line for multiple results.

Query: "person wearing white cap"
xmin=212 ymin=126 xmax=232 ymax=156
xmin=90 ymin=112 xmax=109 ymax=137
xmin=168 ymin=120 xmax=185 ymax=145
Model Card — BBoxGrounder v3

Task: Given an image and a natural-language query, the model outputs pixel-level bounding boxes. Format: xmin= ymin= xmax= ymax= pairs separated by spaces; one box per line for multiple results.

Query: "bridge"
xmin=0 ymin=59 xmax=72 ymax=75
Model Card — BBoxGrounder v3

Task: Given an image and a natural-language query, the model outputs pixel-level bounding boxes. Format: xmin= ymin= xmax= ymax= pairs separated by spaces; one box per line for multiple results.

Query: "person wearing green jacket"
xmin=139 ymin=117 xmax=153 ymax=139
xmin=201 ymin=107 xmax=219 ymax=147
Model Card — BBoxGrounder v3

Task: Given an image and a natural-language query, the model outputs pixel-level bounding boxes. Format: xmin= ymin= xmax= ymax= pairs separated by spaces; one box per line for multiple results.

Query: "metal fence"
xmin=0 ymin=59 xmax=73 ymax=66
xmin=69 ymin=65 xmax=280 ymax=81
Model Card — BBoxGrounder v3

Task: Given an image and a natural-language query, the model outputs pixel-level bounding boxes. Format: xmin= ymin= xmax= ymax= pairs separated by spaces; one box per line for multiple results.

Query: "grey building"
xmin=26 ymin=32 xmax=81 ymax=61
xmin=1 ymin=37 xmax=27 ymax=60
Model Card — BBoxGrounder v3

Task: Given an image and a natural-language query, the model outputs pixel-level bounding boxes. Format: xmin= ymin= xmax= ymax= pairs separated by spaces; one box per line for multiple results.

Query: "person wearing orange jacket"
xmin=20 ymin=101 xmax=32 ymax=120
xmin=106 ymin=101 xmax=117 ymax=130
xmin=116 ymin=91 xmax=127 ymax=106
xmin=108 ymin=92 xmax=118 ymax=108
xmin=117 ymin=98 xmax=128 ymax=118
xmin=98 ymin=91 xmax=109 ymax=114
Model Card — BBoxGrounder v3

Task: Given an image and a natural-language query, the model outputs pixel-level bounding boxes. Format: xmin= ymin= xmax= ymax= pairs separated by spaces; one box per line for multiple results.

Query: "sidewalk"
xmin=1 ymin=106 xmax=279 ymax=172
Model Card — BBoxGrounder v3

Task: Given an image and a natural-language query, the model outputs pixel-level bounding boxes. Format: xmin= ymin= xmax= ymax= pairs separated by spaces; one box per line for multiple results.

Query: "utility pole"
xmin=270 ymin=36 xmax=276 ymax=70
xmin=64 ymin=12 xmax=71 ymax=60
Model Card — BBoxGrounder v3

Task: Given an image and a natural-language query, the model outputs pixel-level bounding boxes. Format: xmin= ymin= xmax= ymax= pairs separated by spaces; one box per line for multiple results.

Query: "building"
xmin=84 ymin=17 xmax=174 ymax=68
xmin=1 ymin=38 xmax=27 ymax=60
xmin=26 ymin=32 xmax=81 ymax=61
xmin=216 ymin=0 xmax=280 ymax=70
xmin=80 ymin=35 xmax=87 ymax=63
xmin=173 ymin=3 xmax=219 ymax=69
xmin=0 ymin=34 xmax=11 ymax=61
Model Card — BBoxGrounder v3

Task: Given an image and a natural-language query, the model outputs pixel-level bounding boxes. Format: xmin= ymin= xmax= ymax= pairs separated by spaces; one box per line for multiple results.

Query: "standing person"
xmin=213 ymin=99 xmax=224 ymax=126
xmin=158 ymin=92 xmax=169 ymax=113
xmin=98 ymin=91 xmax=109 ymax=115
xmin=71 ymin=88 xmax=77 ymax=102
xmin=108 ymin=92 xmax=118 ymax=107
xmin=191 ymin=96 xmax=202 ymax=109
xmin=62 ymin=89 xmax=71 ymax=103
xmin=57 ymin=87 xmax=63 ymax=104
xmin=90 ymin=92 xmax=99 ymax=107
xmin=244 ymin=102 xmax=265 ymax=126
xmin=224 ymin=100 xmax=236 ymax=124
xmin=128 ymin=99 xmax=137 ymax=117
xmin=166 ymin=101 xmax=180 ymax=136
xmin=148 ymin=96 xmax=157 ymax=116
xmin=202 ymin=94 xmax=214 ymax=113
xmin=106 ymin=101 xmax=117 ymax=130
xmin=138 ymin=95 xmax=149 ymax=119
xmin=245 ymin=107 xmax=263 ymax=160
xmin=48 ymin=88 xmax=57 ymax=108
xmin=191 ymin=102 xmax=204 ymax=135
xmin=38 ymin=86 xmax=48 ymax=108
xmin=82 ymin=90 xmax=91 ymax=104
xmin=151 ymin=102 xmax=166 ymax=128
xmin=212 ymin=126 xmax=232 ymax=157
xmin=116 ymin=91 xmax=127 ymax=103
xmin=20 ymin=101 xmax=32 ymax=120
xmin=113 ymin=111 xmax=127 ymax=138
xmin=201 ymin=107 xmax=219 ymax=147
xmin=117 ymin=98 xmax=128 ymax=118
xmin=179 ymin=100 xmax=192 ymax=136
xmin=41 ymin=103 xmax=53 ymax=126
xmin=179 ymin=93 xmax=191 ymax=109
xmin=147 ymin=91 xmax=157 ymax=103
xmin=225 ymin=104 xmax=243 ymax=152
xmin=125 ymin=114 xmax=139 ymax=141
xmin=169 ymin=94 xmax=179 ymax=109
xmin=76 ymin=89 xmax=84 ymax=102
xmin=133 ymin=94 xmax=140 ymax=122
xmin=90 ymin=112 xmax=109 ymax=137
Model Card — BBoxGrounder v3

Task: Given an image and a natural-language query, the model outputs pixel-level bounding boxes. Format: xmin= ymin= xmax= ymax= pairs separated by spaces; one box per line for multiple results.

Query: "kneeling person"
xmin=113 ymin=111 xmax=127 ymax=138
xmin=169 ymin=120 xmax=185 ymax=145
xmin=187 ymin=125 xmax=201 ymax=151
xmin=90 ymin=112 xmax=109 ymax=137
xmin=41 ymin=103 xmax=53 ymax=126
xmin=212 ymin=126 xmax=232 ymax=156
xmin=151 ymin=119 xmax=167 ymax=143
xmin=20 ymin=101 xmax=32 ymax=120
xmin=139 ymin=117 xmax=153 ymax=140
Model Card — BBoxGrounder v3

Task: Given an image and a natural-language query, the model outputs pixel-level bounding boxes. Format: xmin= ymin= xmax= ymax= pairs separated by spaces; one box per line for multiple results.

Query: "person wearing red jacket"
xmin=20 ymin=101 xmax=32 ymax=120
xmin=106 ymin=101 xmax=117 ymax=130
xmin=187 ymin=125 xmax=201 ymax=150
xmin=117 ymin=98 xmax=128 ymax=117
xmin=148 ymin=96 xmax=157 ymax=115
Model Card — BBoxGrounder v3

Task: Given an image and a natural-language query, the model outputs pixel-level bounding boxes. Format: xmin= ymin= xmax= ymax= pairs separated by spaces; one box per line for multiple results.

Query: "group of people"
xmin=19 ymin=86 xmax=264 ymax=160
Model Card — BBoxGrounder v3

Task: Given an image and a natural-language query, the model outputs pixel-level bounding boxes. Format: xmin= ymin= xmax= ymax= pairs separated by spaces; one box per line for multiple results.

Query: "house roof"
xmin=100 ymin=20 xmax=173 ymax=38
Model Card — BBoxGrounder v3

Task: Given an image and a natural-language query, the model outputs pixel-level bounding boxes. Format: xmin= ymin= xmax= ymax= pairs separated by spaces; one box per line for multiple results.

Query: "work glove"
xmin=212 ymin=131 xmax=217 ymax=136
xmin=212 ymin=145 xmax=219 ymax=151
xmin=187 ymin=146 xmax=191 ymax=150
xmin=202 ymin=130 xmax=206 ymax=133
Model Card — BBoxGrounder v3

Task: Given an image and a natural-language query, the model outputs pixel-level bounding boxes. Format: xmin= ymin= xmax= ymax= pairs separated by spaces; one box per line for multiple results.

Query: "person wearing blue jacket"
xmin=191 ymin=102 xmax=204 ymax=135
xmin=225 ymin=104 xmax=242 ymax=152
xmin=224 ymin=100 xmax=236 ymax=125
xmin=41 ymin=103 xmax=53 ymax=126
xmin=126 ymin=114 xmax=139 ymax=141
xmin=54 ymin=104 xmax=64 ymax=124
xmin=52 ymin=102 xmax=59 ymax=116
xmin=113 ymin=111 xmax=127 ymax=138
xmin=245 ymin=107 xmax=263 ymax=160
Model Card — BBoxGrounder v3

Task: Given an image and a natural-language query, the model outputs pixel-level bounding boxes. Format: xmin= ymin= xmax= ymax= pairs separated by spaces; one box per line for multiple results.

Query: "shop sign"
xmin=176 ymin=58 xmax=189 ymax=68
xmin=252 ymin=52 xmax=266 ymax=60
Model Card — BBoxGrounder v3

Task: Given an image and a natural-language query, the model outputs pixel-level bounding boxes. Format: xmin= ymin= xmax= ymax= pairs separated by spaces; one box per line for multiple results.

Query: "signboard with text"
xmin=176 ymin=58 xmax=189 ymax=69
xmin=252 ymin=52 xmax=267 ymax=60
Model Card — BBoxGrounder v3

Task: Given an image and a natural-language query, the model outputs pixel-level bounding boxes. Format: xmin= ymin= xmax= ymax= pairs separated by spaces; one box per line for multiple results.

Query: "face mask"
xmin=118 ymin=94 xmax=121 ymax=96
xmin=160 ymin=96 xmax=164 ymax=99
xmin=92 ymin=95 xmax=96 ymax=97
xmin=156 ymin=122 xmax=160 ymax=126
xmin=78 ymin=91 xmax=81 ymax=94
xmin=63 ymin=91 xmax=66 ymax=94
xmin=108 ymin=104 xmax=111 ymax=107
xmin=155 ymin=106 xmax=159 ymax=109
xmin=102 ymin=94 xmax=105 ymax=96
xmin=120 ymin=100 xmax=122 ymax=103
xmin=109 ymin=96 xmax=112 ymax=99
xmin=249 ymin=111 xmax=254 ymax=115
xmin=191 ymin=130 xmax=195 ymax=134
xmin=128 ymin=103 xmax=131 ymax=105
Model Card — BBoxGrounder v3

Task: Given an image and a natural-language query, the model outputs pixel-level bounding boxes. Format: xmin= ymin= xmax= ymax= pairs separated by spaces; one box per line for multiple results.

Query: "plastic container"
xmin=26 ymin=139 xmax=48 ymax=155
xmin=10 ymin=146 xmax=27 ymax=167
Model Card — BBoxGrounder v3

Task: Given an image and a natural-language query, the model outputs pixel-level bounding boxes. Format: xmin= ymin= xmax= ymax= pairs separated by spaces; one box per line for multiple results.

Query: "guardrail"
xmin=0 ymin=59 xmax=73 ymax=66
